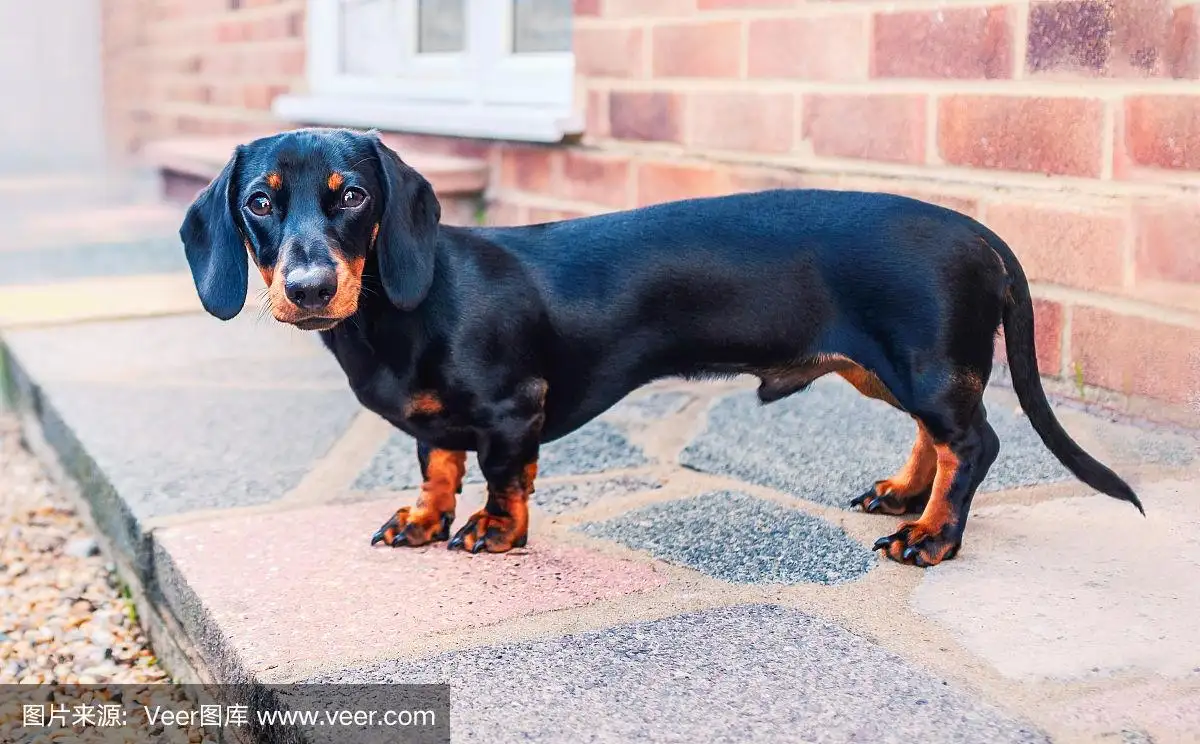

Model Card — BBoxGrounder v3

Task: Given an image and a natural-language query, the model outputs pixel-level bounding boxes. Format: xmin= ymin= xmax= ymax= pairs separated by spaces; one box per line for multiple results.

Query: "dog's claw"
xmin=873 ymin=536 xmax=891 ymax=551
xmin=390 ymin=533 xmax=407 ymax=548
xmin=850 ymin=488 xmax=875 ymax=510
xmin=902 ymin=546 xmax=918 ymax=561
xmin=470 ymin=537 xmax=488 ymax=554
xmin=370 ymin=529 xmax=387 ymax=546
xmin=447 ymin=533 xmax=465 ymax=550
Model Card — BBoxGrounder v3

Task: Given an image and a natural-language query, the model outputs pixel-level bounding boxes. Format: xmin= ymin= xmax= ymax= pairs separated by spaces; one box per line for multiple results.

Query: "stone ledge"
xmin=140 ymin=135 xmax=488 ymax=225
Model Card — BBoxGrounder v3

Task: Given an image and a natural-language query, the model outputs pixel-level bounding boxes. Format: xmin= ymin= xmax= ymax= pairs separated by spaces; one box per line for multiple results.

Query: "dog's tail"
xmin=984 ymin=229 xmax=1144 ymax=515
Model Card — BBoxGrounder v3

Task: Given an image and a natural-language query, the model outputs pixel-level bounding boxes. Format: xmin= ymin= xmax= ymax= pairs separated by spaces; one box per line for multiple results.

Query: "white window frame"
xmin=274 ymin=0 xmax=582 ymax=143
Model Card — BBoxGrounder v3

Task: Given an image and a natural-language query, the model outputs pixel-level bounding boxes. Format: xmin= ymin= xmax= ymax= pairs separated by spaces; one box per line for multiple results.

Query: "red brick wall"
xmin=102 ymin=0 xmax=306 ymax=155
xmin=101 ymin=0 xmax=1200 ymax=419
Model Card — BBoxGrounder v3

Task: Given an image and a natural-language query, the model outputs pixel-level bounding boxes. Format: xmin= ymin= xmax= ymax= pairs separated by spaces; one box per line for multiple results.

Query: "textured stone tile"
xmin=312 ymin=605 xmax=1048 ymax=743
xmin=912 ymin=480 xmax=1200 ymax=680
xmin=578 ymin=491 xmax=874 ymax=585
xmin=680 ymin=379 xmax=1077 ymax=508
xmin=0 ymin=274 xmax=205 ymax=329
xmin=0 ymin=238 xmax=188 ymax=286
xmin=4 ymin=314 xmax=360 ymax=526
xmin=532 ymin=475 xmax=662 ymax=514
xmin=354 ymin=421 xmax=649 ymax=490
xmin=4 ymin=312 xmax=341 ymax=387
xmin=155 ymin=500 xmax=668 ymax=673
xmin=603 ymin=390 xmax=696 ymax=425
xmin=46 ymin=383 xmax=359 ymax=518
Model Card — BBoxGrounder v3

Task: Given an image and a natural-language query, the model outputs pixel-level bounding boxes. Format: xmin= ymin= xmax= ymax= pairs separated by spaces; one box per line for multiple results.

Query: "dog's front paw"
xmin=370 ymin=507 xmax=454 ymax=547
xmin=850 ymin=485 xmax=930 ymax=516
xmin=872 ymin=521 xmax=959 ymax=567
xmin=447 ymin=510 xmax=527 ymax=554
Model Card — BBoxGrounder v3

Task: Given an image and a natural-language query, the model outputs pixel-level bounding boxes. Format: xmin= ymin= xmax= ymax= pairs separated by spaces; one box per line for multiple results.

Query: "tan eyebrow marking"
xmin=327 ymin=172 xmax=344 ymax=191
xmin=266 ymin=172 xmax=282 ymax=190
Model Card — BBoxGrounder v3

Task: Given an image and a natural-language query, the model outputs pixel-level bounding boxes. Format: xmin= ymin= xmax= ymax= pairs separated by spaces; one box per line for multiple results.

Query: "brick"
xmin=499 ymin=147 xmax=558 ymax=192
xmin=242 ymin=84 xmax=289 ymax=110
xmin=994 ymin=299 xmax=1064 ymax=376
xmin=984 ymin=203 xmax=1126 ymax=291
xmin=729 ymin=167 xmax=806 ymax=193
xmin=803 ymin=95 xmax=926 ymax=164
xmin=938 ymin=96 xmax=1105 ymax=177
xmin=886 ymin=189 xmax=979 ymax=218
xmin=1027 ymin=0 xmax=1174 ymax=77
xmin=688 ymin=93 xmax=795 ymax=153
xmin=748 ymin=16 xmax=868 ymax=81
xmin=700 ymin=0 xmax=796 ymax=7
xmin=485 ymin=201 xmax=527 ymax=227
xmin=1168 ymin=6 xmax=1200 ymax=78
xmin=1071 ymin=307 xmax=1200 ymax=403
xmin=873 ymin=7 xmax=1013 ymax=79
xmin=605 ymin=0 xmax=697 ymax=15
xmin=528 ymin=207 xmax=594 ymax=223
xmin=559 ymin=151 xmax=632 ymax=209
xmin=610 ymin=91 xmax=684 ymax=143
xmin=1122 ymin=95 xmax=1200 ymax=171
xmin=586 ymin=89 xmax=610 ymax=139
xmin=1134 ymin=203 xmax=1200 ymax=283
xmin=574 ymin=0 xmax=601 ymax=15
xmin=575 ymin=26 xmax=644 ymax=78
xmin=636 ymin=162 xmax=735 ymax=206
xmin=652 ymin=22 xmax=742 ymax=78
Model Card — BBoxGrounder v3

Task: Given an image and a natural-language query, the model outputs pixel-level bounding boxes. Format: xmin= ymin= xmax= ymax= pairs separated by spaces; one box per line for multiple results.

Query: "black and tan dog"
xmin=181 ymin=127 xmax=1142 ymax=567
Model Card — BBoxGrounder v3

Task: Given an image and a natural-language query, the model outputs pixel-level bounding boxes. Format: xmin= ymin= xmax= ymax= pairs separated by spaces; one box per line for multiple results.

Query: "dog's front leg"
xmin=448 ymin=379 xmax=546 ymax=554
xmin=447 ymin=437 xmax=539 ymax=554
xmin=371 ymin=443 xmax=466 ymax=548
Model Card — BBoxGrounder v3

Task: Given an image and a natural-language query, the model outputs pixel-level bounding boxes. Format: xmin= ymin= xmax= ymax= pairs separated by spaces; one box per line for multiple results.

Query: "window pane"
xmin=418 ymin=0 xmax=466 ymax=53
xmin=512 ymin=0 xmax=571 ymax=53
xmin=340 ymin=0 xmax=399 ymax=75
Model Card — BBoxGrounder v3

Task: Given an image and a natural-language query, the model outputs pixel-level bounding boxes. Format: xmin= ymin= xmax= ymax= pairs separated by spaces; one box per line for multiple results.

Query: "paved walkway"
xmin=1 ymin=175 xmax=1198 ymax=743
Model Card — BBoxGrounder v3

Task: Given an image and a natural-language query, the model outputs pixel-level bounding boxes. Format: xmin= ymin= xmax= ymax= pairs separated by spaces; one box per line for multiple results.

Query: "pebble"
xmin=0 ymin=415 xmax=167 ymax=687
xmin=63 ymin=537 xmax=100 ymax=558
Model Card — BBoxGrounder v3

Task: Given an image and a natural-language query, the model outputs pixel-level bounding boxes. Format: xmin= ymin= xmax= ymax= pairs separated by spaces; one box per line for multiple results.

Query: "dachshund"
xmin=180 ymin=127 xmax=1142 ymax=567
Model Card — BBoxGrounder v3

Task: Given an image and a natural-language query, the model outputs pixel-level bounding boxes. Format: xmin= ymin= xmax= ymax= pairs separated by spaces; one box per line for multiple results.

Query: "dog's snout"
xmin=284 ymin=265 xmax=338 ymax=310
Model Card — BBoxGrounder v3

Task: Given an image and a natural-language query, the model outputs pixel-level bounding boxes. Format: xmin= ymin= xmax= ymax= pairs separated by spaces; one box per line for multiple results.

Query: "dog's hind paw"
xmin=370 ymin=507 xmax=454 ymax=547
xmin=872 ymin=521 xmax=960 ymax=567
xmin=850 ymin=486 xmax=930 ymax=516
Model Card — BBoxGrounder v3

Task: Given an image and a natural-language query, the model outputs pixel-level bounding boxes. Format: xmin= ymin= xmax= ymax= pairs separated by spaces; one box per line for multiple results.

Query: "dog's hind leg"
xmin=872 ymin=383 xmax=1001 ymax=567
xmin=836 ymin=366 xmax=939 ymax=516
xmin=850 ymin=420 xmax=937 ymax=515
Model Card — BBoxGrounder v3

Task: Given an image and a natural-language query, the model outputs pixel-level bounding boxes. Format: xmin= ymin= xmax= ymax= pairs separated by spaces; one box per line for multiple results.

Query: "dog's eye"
xmin=340 ymin=187 xmax=367 ymax=209
xmin=247 ymin=194 xmax=272 ymax=217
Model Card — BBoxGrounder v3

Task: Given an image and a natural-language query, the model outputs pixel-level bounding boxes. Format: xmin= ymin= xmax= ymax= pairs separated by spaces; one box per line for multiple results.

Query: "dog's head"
xmin=180 ymin=128 xmax=441 ymax=330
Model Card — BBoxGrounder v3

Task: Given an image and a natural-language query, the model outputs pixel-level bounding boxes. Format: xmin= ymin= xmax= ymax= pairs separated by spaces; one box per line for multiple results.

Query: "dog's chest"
xmin=343 ymin=361 xmax=476 ymax=447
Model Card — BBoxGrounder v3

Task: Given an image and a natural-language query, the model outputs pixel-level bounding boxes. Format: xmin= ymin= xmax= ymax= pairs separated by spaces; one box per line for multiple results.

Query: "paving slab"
xmin=578 ymin=490 xmax=875 ymax=585
xmin=0 ymin=273 xmax=205 ymax=329
xmin=680 ymin=379 xmax=1195 ymax=509
xmin=2 ymin=313 xmax=360 ymax=562
xmin=154 ymin=499 xmax=668 ymax=677
xmin=354 ymin=420 xmax=650 ymax=491
xmin=532 ymin=474 xmax=663 ymax=514
xmin=311 ymin=604 xmax=1048 ymax=743
xmin=912 ymin=479 xmax=1200 ymax=681
xmin=0 ymin=237 xmax=188 ymax=286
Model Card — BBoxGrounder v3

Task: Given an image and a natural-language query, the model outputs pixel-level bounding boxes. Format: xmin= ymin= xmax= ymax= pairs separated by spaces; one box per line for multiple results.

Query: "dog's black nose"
xmin=284 ymin=266 xmax=338 ymax=310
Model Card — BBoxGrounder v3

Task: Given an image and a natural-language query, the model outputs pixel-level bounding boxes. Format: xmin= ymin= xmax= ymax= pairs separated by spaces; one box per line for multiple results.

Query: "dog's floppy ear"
xmin=180 ymin=147 xmax=248 ymax=321
xmin=372 ymin=135 xmax=441 ymax=311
